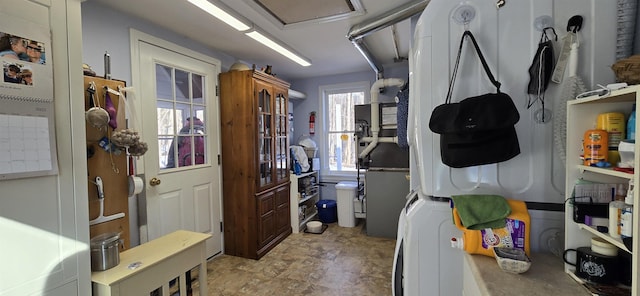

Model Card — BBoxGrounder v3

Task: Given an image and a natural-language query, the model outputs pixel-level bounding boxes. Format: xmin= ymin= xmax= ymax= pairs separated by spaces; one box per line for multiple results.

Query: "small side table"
xmin=91 ymin=230 xmax=211 ymax=296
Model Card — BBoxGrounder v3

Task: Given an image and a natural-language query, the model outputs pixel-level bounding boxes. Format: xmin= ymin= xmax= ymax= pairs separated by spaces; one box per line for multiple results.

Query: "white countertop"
xmin=465 ymin=252 xmax=591 ymax=295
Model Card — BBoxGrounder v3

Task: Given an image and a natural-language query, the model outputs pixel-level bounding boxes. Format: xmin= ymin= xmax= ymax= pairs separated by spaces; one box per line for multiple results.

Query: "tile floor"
xmin=196 ymin=221 xmax=396 ymax=296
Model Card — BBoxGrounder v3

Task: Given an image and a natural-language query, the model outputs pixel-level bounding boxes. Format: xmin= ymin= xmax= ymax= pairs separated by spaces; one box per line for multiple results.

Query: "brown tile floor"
xmin=196 ymin=221 xmax=396 ymax=296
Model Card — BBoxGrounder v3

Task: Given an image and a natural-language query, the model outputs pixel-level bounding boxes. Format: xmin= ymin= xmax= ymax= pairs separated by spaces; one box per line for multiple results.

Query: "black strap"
xmin=87 ymin=82 xmax=96 ymax=108
xmin=446 ymin=31 xmax=501 ymax=104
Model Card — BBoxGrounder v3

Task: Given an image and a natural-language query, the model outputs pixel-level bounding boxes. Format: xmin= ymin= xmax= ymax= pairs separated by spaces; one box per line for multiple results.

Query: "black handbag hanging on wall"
xmin=429 ymin=31 xmax=520 ymax=168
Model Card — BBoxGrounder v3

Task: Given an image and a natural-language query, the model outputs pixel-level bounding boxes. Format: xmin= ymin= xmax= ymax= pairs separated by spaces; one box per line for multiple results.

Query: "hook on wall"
xmin=534 ymin=15 xmax=554 ymax=31
xmin=567 ymin=15 xmax=583 ymax=33
xmin=452 ymin=4 xmax=476 ymax=28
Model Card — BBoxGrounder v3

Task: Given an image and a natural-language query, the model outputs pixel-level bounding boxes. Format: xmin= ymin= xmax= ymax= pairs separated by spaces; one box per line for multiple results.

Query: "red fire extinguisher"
xmin=309 ymin=112 xmax=316 ymax=135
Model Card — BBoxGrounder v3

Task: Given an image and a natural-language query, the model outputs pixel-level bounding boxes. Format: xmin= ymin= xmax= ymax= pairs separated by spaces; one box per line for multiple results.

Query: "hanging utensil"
xmin=551 ymin=15 xmax=583 ymax=83
xmin=551 ymin=33 xmax=576 ymax=84
xmin=554 ymin=35 xmax=587 ymax=164
xmin=104 ymin=51 xmax=111 ymax=80
xmin=89 ymin=176 xmax=125 ymax=225
xmin=85 ymin=81 xmax=110 ymax=130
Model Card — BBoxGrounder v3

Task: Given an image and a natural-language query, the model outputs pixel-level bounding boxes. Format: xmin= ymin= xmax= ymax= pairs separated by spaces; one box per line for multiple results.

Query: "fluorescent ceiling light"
xmin=187 ymin=0 xmax=251 ymax=31
xmin=245 ymin=31 xmax=312 ymax=67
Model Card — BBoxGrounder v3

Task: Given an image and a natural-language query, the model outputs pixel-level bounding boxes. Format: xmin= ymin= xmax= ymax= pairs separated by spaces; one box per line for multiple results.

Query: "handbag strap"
xmin=446 ymin=31 xmax=502 ymax=104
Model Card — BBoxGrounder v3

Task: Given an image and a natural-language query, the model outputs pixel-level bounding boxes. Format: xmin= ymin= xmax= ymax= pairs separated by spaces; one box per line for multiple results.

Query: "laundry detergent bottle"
xmin=450 ymin=199 xmax=531 ymax=257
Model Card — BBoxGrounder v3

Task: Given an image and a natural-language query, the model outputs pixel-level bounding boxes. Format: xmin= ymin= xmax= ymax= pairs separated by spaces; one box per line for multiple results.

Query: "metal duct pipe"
xmin=347 ymin=0 xmax=429 ymax=75
xmin=352 ymin=39 xmax=384 ymax=79
xmin=347 ymin=0 xmax=429 ymax=41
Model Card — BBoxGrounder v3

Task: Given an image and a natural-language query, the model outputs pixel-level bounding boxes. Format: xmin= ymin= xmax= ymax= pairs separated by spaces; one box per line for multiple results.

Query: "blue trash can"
xmin=316 ymin=199 xmax=337 ymax=223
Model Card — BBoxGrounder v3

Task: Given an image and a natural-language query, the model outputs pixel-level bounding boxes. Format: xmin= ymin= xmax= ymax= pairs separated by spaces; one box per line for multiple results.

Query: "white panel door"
xmin=136 ymin=37 xmax=222 ymax=258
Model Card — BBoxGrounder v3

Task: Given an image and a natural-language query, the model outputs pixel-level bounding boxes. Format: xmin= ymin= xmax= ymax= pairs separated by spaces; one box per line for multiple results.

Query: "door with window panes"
xmin=137 ymin=41 xmax=222 ymax=259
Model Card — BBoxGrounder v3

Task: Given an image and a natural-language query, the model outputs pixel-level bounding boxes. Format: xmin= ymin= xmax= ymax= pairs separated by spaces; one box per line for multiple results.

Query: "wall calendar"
xmin=0 ymin=10 xmax=57 ymax=180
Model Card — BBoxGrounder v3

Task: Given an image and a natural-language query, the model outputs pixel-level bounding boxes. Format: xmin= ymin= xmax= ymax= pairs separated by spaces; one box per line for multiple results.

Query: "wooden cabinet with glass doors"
xmin=219 ymin=69 xmax=291 ymax=259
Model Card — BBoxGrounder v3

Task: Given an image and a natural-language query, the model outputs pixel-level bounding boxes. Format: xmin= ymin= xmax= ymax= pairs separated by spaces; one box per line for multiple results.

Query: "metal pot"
xmin=90 ymin=232 xmax=121 ymax=271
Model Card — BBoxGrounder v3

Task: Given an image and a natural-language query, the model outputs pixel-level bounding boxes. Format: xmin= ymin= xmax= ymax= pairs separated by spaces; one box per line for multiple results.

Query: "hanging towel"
xmin=105 ymin=92 xmax=118 ymax=129
xmin=451 ymin=195 xmax=511 ymax=230
xmin=395 ymin=80 xmax=409 ymax=148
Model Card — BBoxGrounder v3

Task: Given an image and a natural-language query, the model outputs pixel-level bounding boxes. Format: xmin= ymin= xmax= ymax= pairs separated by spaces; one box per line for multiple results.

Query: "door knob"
xmin=149 ymin=177 xmax=161 ymax=186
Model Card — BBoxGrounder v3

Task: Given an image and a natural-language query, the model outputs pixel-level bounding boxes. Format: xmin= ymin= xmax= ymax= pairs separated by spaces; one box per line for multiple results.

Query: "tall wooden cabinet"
xmin=564 ymin=86 xmax=640 ymax=294
xmin=219 ymin=70 xmax=291 ymax=259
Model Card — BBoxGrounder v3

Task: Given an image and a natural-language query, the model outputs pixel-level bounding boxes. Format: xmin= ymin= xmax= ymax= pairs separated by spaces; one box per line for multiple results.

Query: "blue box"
xmin=316 ymin=199 xmax=337 ymax=223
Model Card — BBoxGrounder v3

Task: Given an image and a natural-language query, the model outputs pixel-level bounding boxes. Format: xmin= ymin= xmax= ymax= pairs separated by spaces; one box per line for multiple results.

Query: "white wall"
xmin=0 ymin=0 xmax=89 ymax=295
xmin=81 ymin=1 xmax=238 ymax=84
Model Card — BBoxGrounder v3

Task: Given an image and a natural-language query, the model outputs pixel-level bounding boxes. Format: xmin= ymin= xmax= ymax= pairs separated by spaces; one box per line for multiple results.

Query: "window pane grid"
xmin=156 ymin=63 xmax=208 ymax=169
xmin=322 ymin=83 xmax=367 ymax=175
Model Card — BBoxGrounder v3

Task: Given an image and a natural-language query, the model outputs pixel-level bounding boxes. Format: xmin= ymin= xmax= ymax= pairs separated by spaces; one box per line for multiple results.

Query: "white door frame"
xmin=129 ymin=29 xmax=223 ymax=252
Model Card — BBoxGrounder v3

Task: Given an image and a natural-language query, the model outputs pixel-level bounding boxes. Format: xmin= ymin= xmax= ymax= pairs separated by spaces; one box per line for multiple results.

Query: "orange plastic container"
xmin=450 ymin=199 xmax=531 ymax=258
xmin=583 ymin=129 xmax=609 ymax=166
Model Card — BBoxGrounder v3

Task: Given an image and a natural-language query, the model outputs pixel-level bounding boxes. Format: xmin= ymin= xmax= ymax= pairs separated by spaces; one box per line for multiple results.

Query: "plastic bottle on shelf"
xmin=583 ymin=129 xmax=609 ymax=166
xmin=620 ymin=180 xmax=634 ymax=239
xmin=627 ymin=103 xmax=636 ymax=140
xmin=293 ymin=159 xmax=302 ymax=175
xmin=609 ymin=184 xmax=627 ymax=238
xmin=597 ymin=112 xmax=625 ymax=166
xmin=616 ymin=183 xmax=627 ymax=201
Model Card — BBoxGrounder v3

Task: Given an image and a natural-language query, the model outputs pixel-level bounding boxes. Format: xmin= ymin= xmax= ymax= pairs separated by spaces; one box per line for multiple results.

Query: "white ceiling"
xmin=253 ymin=0 xmax=359 ymax=25
xmin=88 ymin=0 xmax=420 ymax=80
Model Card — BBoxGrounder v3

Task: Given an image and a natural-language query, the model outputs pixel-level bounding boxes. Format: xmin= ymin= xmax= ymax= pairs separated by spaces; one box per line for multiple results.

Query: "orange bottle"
xmin=583 ymin=129 xmax=608 ymax=166
xmin=450 ymin=199 xmax=531 ymax=258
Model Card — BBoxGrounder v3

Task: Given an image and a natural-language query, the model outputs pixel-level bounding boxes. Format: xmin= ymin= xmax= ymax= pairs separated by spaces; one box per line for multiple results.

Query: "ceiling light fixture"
xmin=187 ymin=0 xmax=311 ymax=67
xmin=187 ymin=0 xmax=251 ymax=31
xmin=245 ymin=30 xmax=312 ymax=67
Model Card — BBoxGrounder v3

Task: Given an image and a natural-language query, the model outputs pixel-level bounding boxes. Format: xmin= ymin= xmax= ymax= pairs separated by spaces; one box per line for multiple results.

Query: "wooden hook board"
xmin=84 ymin=76 xmax=130 ymax=250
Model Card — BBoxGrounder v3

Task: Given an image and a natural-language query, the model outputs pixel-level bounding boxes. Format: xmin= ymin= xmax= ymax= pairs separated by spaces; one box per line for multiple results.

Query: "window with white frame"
xmin=319 ymin=81 xmax=369 ymax=176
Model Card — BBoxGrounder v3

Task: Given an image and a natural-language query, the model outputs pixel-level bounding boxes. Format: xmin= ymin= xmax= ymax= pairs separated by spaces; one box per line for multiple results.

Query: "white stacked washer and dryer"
xmin=394 ymin=0 xmax=618 ymax=295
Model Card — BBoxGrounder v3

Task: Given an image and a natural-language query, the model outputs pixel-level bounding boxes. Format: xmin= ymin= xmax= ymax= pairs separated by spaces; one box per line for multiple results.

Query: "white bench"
xmin=91 ymin=230 xmax=211 ymax=296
